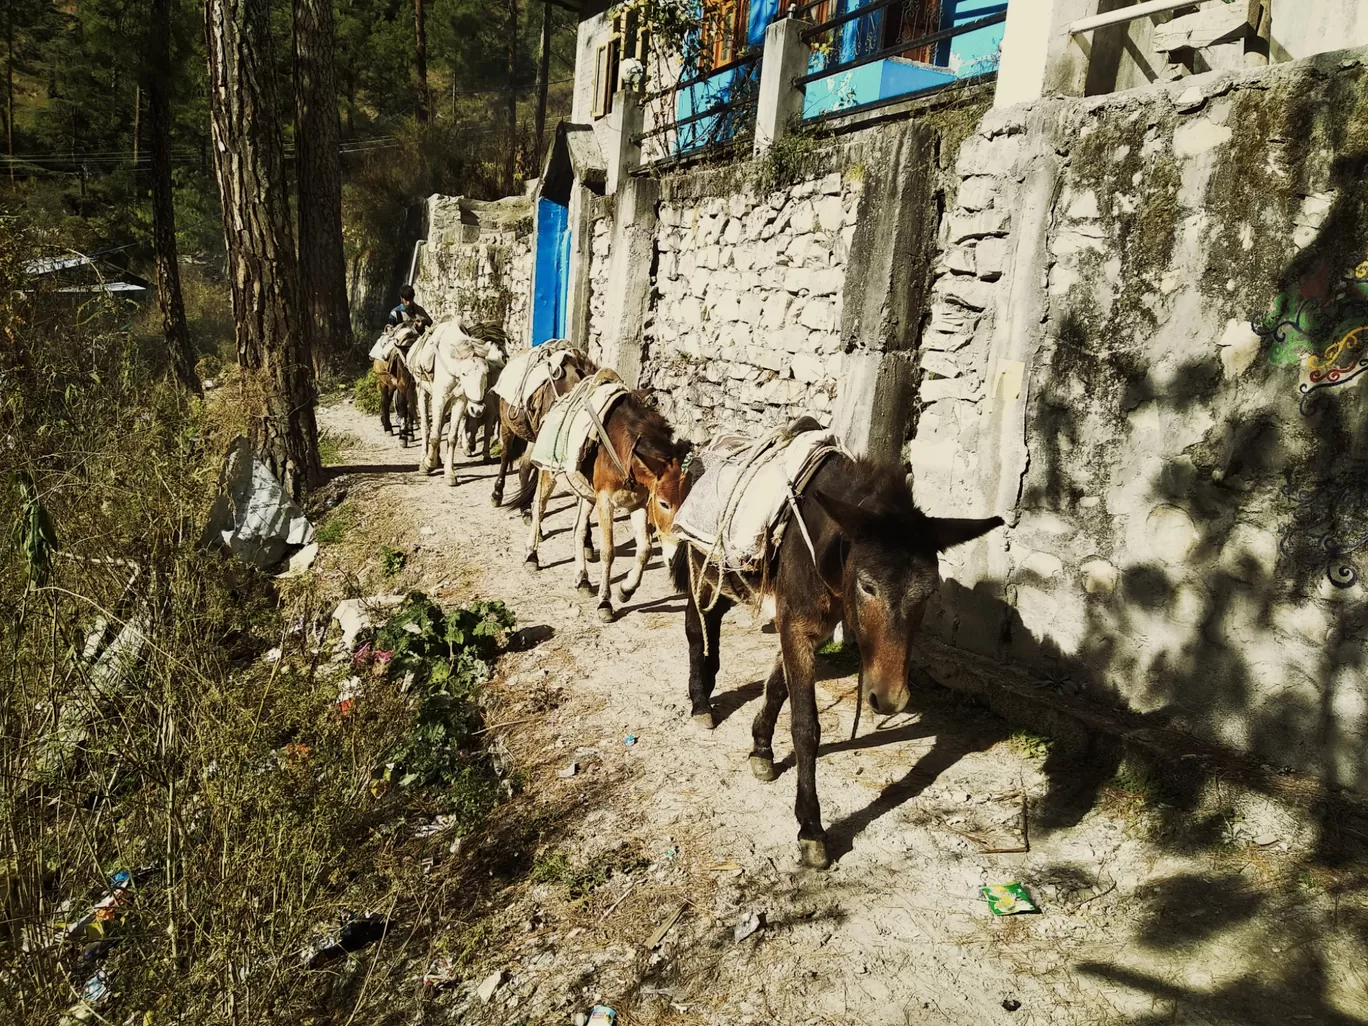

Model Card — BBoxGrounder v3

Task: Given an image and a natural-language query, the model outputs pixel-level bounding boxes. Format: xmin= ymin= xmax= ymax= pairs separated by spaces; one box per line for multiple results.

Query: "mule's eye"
xmin=858 ymin=577 xmax=878 ymax=598
xmin=658 ymin=499 xmax=672 ymax=512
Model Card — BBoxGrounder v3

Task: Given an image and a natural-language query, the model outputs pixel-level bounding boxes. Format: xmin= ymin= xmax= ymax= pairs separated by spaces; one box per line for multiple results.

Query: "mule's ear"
xmin=633 ymin=450 xmax=669 ymax=478
xmin=811 ymin=490 xmax=880 ymax=538
xmin=927 ymin=516 xmax=1004 ymax=551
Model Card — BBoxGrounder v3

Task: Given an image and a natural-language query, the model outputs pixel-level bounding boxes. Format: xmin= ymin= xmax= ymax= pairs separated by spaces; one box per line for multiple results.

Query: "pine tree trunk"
xmin=5 ymin=1 xmax=13 ymax=184
xmin=293 ymin=0 xmax=351 ymax=369
xmin=534 ymin=0 xmax=550 ymax=173
xmin=205 ymin=0 xmax=320 ymax=499
xmin=505 ymin=0 xmax=517 ymax=194
xmin=147 ymin=0 xmax=200 ymax=395
xmin=413 ymin=0 xmax=428 ymax=122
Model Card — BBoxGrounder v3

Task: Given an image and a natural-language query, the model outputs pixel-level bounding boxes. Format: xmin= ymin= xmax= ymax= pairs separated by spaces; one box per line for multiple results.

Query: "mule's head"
xmin=634 ymin=438 xmax=695 ymax=559
xmin=812 ymin=470 xmax=1002 ymax=716
xmin=459 ymin=355 xmax=491 ymax=420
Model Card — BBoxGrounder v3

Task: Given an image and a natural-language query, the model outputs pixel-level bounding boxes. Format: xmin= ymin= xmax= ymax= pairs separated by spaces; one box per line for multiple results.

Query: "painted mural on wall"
xmin=1256 ymin=247 xmax=1368 ymax=588
xmin=1256 ymin=249 xmax=1368 ymax=414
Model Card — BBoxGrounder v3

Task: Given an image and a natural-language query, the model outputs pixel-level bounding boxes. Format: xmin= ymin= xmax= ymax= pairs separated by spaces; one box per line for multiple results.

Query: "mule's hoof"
xmin=749 ymin=755 xmax=777 ymax=782
xmin=490 ymin=494 xmax=502 ymax=507
xmin=587 ymin=548 xmax=600 ymax=563
xmin=522 ymin=512 xmax=533 ymax=526
xmin=525 ymin=552 xmax=539 ymax=568
xmin=615 ymin=585 xmax=636 ymax=605
xmin=444 ymin=476 xmax=457 ymax=488
xmin=799 ymin=837 xmax=830 ymax=870
xmin=576 ymin=579 xmax=594 ymax=594
xmin=597 ymin=603 xmax=616 ymax=623
xmin=692 ymin=710 xmax=716 ymax=730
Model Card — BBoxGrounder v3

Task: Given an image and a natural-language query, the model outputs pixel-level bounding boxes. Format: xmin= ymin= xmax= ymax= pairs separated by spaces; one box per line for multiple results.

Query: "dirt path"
xmin=318 ymin=400 xmax=1368 ymax=1026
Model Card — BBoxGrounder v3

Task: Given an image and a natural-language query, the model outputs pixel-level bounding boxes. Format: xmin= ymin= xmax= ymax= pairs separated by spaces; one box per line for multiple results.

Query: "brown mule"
xmin=490 ymin=349 xmax=598 ymax=511
xmin=373 ymin=351 xmax=418 ymax=447
xmin=673 ymin=453 xmax=1002 ymax=869
xmin=520 ymin=389 xmax=691 ymax=621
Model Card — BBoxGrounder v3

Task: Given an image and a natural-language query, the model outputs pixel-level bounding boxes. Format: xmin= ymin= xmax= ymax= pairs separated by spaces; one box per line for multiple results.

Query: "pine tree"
xmin=293 ymin=0 xmax=351 ymax=367
xmin=146 ymin=0 xmax=199 ymax=394
xmin=205 ymin=0 xmax=320 ymax=498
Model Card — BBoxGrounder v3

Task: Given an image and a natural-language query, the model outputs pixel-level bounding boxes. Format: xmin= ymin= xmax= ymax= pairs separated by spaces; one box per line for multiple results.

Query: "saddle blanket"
xmin=529 ymin=371 xmax=628 ymax=501
xmin=673 ymin=426 xmax=849 ymax=572
xmin=493 ymin=340 xmax=579 ymax=413
xmin=368 ymin=323 xmax=422 ymax=363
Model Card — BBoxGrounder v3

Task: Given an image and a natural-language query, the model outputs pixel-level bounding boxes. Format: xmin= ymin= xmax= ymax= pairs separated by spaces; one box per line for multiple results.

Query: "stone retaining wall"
xmin=637 ymin=172 xmax=862 ymax=439
xmin=413 ymin=195 xmax=533 ymax=345
xmin=915 ymin=49 xmax=1368 ymax=788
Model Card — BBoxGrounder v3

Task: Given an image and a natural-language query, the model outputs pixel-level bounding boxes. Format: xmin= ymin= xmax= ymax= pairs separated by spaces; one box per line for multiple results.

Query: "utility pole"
xmin=534 ymin=0 xmax=551 ymax=172
xmin=414 ymin=0 xmax=428 ymax=122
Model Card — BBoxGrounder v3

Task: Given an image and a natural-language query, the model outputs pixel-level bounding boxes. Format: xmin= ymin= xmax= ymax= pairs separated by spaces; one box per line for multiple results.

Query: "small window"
xmin=591 ymin=12 xmax=652 ymax=120
xmin=591 ymin=43 xmax=611 ymax=118
xmin=700 ymin=0 xmax=750 ymax=69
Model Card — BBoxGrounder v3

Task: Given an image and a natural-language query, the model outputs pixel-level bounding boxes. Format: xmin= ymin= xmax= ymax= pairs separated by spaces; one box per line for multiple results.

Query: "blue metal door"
xmin=532 ymin=197 xmax=570 ymax=346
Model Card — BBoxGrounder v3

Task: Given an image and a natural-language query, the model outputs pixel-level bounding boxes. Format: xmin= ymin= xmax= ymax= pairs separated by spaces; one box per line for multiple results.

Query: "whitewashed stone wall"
xmin=586 ymin=216 xmax=612 ymax=363
xmin=413 ymin=195 xmax=533 ymax=346
xmin=642 ymin=171 xmax=863 ymax=440
xmin=913 ymin=49 xmax=1368 ymax=790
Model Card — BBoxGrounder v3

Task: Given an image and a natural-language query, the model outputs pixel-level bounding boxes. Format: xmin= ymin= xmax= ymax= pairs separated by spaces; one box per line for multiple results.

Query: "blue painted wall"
xmin=801 ymin=0 xmax=1007 ymax=119
xmin=672 ymin=0 xmax=1007 ymax=147
xmin=532 ymin=197 xmax=569 ymax=346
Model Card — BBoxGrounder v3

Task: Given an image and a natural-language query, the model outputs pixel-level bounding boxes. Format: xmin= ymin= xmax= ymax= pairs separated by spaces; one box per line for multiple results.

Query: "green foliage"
xmin=380 ymin=544 xmax=408 ymax=577
xmin=9 ymin=472 xmax=58 ymax=587
xmin=368 ymin=594 xmax=514 ymax=811
xmin=1007 ymin=730 xmax=1055 ymax=761
xmin=751 ymin=131 xmax=827 ymax=195
xmin=316 ymin=502 xmax=357 ymax=545
xmin=531 ymin=846 xmax=648 ymax=899
xmin=353 ymin=368 xmax=383 ymax=415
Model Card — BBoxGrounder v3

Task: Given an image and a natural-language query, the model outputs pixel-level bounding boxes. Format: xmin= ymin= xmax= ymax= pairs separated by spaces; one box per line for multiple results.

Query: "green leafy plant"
xmin=10 ymin=472 xmax=58 ymax=587
xmin=353 ymin=369 xmax=383 ymax=415
xmin=370 ymin=594 xmax=516 ymax=817
xmin=380 ymin=545 xmax=408 ymax=577
xmin=1007 ymin=730 xmax=1055 ymax=761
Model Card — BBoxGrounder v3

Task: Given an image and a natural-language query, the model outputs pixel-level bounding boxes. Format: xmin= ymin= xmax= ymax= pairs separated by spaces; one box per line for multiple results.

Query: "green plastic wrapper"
xmin=981 ymin=881 xmax=1038 ymax=915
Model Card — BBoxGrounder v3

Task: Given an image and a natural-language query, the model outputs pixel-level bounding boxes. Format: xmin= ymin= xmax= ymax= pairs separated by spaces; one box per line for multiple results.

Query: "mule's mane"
xmin=620 ymin=392 xmax=689 ymax=462
xmin=839 ymin=456 xmax=928 ymax=526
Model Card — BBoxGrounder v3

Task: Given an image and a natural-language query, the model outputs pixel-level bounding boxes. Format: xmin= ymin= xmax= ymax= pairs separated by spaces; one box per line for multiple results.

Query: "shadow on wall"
xmin=939 ymin=131 xmax=1368 ymax=792
xmin=908 ymin=101 xmax=1368 ymax=1018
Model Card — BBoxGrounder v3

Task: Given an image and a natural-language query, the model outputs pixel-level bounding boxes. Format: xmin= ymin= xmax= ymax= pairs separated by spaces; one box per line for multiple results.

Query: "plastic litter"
xmin=558 ymin=762 xmax=579 ymax=778
xmin=300 ymin=911 xmax=391 ymax=968
xmin=587 ymin=1006 xmax=617 ymax=1026
xmin=623 ymin=734 xmax=637 ymax=747
xmin=981 ymin=882 xmax=1038 ymax=916
xmin=202 ymin=435 xmax=315 ymax=570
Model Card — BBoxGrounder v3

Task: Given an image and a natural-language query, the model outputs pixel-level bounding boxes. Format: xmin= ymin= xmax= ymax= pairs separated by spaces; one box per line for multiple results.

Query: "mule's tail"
xmin=669 ymin=545 xmax=691 ymax=595
xmin=500 ymin=461 xmax=538 ymax=511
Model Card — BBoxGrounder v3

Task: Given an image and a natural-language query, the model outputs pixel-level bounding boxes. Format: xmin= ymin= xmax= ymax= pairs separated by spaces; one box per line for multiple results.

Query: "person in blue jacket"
xmin=387 ymin=284 xmax=432 ymax=332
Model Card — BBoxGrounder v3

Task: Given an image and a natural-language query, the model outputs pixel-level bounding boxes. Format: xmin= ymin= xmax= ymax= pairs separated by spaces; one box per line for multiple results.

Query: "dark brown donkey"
xmin=673 ymin=454 xmax=1002 ymax=869
xmin=490 ymin=349 xmax=598 ymax=509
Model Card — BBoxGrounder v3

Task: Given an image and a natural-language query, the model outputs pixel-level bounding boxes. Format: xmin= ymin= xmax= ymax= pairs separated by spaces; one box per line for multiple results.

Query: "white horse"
xmin=412 ymin=322 xmax=497 ymax=486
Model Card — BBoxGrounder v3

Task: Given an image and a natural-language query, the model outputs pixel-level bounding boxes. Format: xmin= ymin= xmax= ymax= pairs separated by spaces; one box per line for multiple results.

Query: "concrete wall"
xmin=411 ymin=195 xmax=533 ymax=346
xmin=917 ymin=48 xmax=1368 ymax=789
xmin=1273 ymin=0 xmax=1368 ymax=61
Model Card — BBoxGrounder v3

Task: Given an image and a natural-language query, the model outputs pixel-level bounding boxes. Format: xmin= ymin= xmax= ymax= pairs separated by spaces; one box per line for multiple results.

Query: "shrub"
xmin=353 ymin=368 xmax=383 ymax=415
